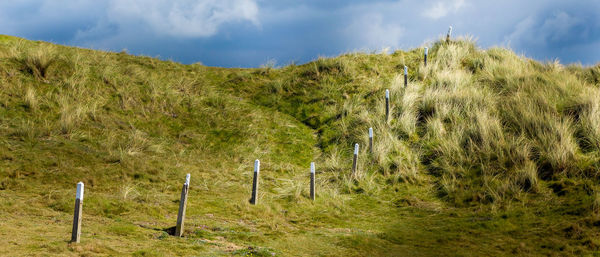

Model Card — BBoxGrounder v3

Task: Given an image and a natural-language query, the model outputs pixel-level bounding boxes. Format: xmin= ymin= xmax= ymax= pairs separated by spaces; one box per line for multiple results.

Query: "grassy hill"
xmin=1 ymin=34 xmax=600 ymax=256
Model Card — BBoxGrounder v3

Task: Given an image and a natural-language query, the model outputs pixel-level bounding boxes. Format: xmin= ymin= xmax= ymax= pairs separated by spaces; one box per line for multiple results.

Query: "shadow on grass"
xmin=136 ymin=224 xmax=178 ymax=236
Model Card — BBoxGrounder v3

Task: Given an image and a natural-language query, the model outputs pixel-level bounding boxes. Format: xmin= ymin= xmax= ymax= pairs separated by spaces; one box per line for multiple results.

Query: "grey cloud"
xmin=0 ymin=1 xmax=106 ymax=41
xmin=504 ymin=1 xmax=600 ymax=64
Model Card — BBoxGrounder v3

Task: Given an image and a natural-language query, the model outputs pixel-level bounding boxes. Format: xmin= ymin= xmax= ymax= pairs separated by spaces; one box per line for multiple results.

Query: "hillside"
xmin=1 ymin=34 xmax=600 ymax=256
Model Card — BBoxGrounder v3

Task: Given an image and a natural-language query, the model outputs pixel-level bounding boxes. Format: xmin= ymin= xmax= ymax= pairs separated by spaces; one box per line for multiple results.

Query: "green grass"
xmin=1 ymin=35 xmax=600 ymax=256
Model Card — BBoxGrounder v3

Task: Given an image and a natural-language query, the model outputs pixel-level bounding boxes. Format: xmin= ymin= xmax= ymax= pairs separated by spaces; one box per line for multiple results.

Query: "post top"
xmin=404 ymin=66 xmax=408 ymax=74
xmin=185 ymin=173 xmax=191 ymax=185
xmin=424 ymin=47 xmax=428 ymax=54
xmin=354 ymin=143 xmax=359 ymax=154
xmin=369 ymin=127 xmax=373 ymax=137
xmin=254 ymin=159 xmax=260 ymax=172
xmin=310 ymin=162 xmax=315 ymax=173
xmin=385 ymin=89 xmax=389 ymax=98
xmin=76 ymin=182 xmax=84 ymax=200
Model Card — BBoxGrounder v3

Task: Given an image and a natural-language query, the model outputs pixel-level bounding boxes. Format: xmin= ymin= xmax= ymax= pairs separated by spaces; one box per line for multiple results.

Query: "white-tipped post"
xmin=385 ymin=89 xmax=390 ymax=122
xmin=368 ymin=127 xmax=373 ymax=153
xmin=251 ymin=159 xmax=260 ymax=205
xmin=76 ymin=182 xmax=84 ymax=200
xmin=71 ymin=182 xmax=84 ymax=243
xmin=446 ymin=26 xmax=453 ymax=42
xmin=404 ymin=66 xmax=408 ymax=87
xmin=176 ymin=174 xmax=190 ymax=237
xmin=424 ymin=47 xmax=428 ymax=66
xmin=352 ymin=143 xmax=359 ymax=175
xmin=310 ymin=162 xmax=316 ymax=200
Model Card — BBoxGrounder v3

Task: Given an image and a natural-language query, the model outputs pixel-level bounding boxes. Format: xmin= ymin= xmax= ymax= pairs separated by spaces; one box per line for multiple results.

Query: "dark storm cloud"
xmin=0 ymin=0 xmax=598 ymax=67
xmin=0 ymin=1 xmax=106 ymax=42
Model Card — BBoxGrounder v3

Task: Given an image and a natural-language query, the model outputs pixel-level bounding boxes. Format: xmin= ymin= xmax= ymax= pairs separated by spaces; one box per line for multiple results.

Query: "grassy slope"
xmin=1 ymin=35 xmax=600 ymax=256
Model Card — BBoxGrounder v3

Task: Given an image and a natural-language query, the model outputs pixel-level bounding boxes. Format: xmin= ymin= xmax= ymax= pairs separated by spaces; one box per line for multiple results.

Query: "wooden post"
xmin=310 ymin=162 xmax=315 ymax=201
xmin=368 ymin=127 xmax=373 ymax=154
xmin=446 ymin=26 xmax=453 ymax=43
xmin=352 ymin=143 xmax=359 ymax=175
xmin=404 ymin=66 xmax=408 ymax=87
xmin=175 ymin=173 xmax=190 ymax=237
xmin=424 ymin=47 xmax=428 ymax=66
xmin=71 ymin=182 xmax=84 ymax=243
xmin=250 ymin=160 xmax=260 ymax=205
xmin=385 ymin=89 xmax=390 ymax=122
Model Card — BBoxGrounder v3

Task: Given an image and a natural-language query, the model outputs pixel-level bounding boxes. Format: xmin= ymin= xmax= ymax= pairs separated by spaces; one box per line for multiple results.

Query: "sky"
xmin=1 ymin=0 xmax=599 ymax=68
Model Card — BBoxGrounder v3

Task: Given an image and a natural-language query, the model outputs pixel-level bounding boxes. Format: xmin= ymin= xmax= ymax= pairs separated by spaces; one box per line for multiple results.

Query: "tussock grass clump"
xmin=231 ymin=37 xmax=600 ymax=208
xmin=21 ymin=47 xmax=57 ymax=79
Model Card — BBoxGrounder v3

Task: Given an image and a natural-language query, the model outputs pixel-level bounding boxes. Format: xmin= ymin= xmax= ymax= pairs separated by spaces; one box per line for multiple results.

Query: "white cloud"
xmin=504 ymin=16 xmax=537 ymax=47
xmin=0 ymin=0 xmax=259 ymax=40
xmin=422 ymin=0 xmax=466 ymax=20
xmin=539 ymin=12 xmax=581 ymax=41
xmin=106 ymin=0 xmax=259 ymax=38
xmin=1 ymin=0 xmax=598 ymax=66
xmin=342 ymin=12 xmax=404 ymax=50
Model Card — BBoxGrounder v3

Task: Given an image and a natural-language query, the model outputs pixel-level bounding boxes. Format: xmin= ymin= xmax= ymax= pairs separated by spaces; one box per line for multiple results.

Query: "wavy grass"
xmin=1 ymin=35 xmax=600 ymax=256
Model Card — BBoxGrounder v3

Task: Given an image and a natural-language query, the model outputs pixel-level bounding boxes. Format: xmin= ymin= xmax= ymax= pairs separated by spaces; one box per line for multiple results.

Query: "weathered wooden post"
xmin=385 ymin=89 xmax=390 ymax=122
xmin=424 ymin=47 xmax=428 ymax=66
xmin=368 ymin=127 xmax=373 ymax=154
xmin=404 ymin=66 xmax=408 ymax=87
xmin=175 ymin=173 xmax=190 ymax=237
xmin=71 ymin=182 xmax=84 ymax=243
xmin=250 ymin=160 xmax=260 ymax=205
xmin=446 ymin=26 xmax=453 ymax=43
xmin=309 ymin=162 xmax=315 ymax=201
xmin=352 ymin=143 xmax=359 ymax=175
